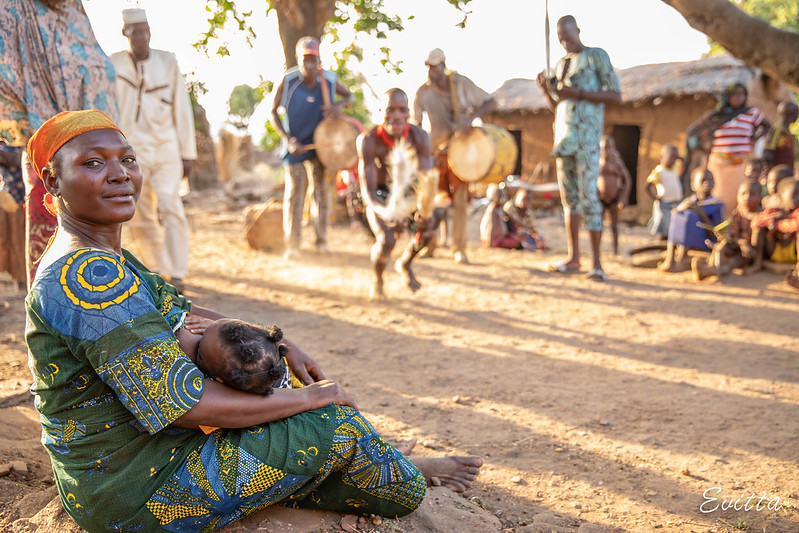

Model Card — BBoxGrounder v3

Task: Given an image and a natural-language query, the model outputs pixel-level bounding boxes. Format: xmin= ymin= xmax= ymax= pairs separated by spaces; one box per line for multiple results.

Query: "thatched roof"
xmin=491 ymin=55 xmax=760 ymax=114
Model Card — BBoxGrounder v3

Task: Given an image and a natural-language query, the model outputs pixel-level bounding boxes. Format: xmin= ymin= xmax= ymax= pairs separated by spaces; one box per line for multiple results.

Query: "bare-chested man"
xmin=357 ymin=88 xmax=442 ymax=300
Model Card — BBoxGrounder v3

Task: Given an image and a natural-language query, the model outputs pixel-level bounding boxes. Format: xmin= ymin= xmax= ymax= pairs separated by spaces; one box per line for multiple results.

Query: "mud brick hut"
xmin=485 ymin=55 xmax=793 ymax=222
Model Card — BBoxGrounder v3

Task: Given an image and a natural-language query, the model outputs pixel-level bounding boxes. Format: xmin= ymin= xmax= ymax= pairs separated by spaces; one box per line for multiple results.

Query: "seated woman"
xmin=24 ymin=110 xmax=481 ymax=532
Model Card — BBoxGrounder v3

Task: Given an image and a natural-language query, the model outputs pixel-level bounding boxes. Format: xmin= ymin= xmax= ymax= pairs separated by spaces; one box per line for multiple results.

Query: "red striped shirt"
xmin=711 ymin=107 xmax=765 ymax=156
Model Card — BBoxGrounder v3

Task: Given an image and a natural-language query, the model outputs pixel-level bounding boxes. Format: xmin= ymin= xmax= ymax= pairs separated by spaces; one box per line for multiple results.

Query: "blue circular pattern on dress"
xmin=60 ymin=249 xmax=139 ymax=310
xmin=48 ymin=249 xmax=148 ymax=340
xmin=166 ymin=361 xmax=204 ymax=411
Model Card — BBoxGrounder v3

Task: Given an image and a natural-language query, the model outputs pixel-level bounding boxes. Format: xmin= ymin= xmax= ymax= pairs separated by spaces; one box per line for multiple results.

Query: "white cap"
xmin=425 ymin=48 xmax=446 ymax=67
xmin=122 ymin=8 xmax=148 ymax=25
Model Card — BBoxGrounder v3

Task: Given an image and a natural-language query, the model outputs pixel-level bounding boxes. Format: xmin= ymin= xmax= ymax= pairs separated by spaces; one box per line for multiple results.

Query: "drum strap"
xmin=319 ymin=66 xmax=331 ymax=108
xmin=376 ymin=124 xmax=409 ymax=148
xmin=447 ymin=72 xmax=460 ymax=122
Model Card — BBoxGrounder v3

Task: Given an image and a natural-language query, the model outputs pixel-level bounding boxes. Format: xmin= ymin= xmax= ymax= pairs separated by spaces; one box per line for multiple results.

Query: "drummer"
xmin=413 ymin=48 xmax=496 ymax=264
xmin=270 ymin=36 xmax=354 ymax=260
xmin=357 ymin=88 xmax=443 ymax=300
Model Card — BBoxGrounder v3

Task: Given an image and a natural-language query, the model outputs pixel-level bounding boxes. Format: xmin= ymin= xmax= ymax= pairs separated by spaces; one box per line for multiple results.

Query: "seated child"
xmin=646 ymin=143 xmax=683 ymax=241
xmin=741 ymin=157 xmax=766 ymax=199
xmin=658 ymin=167 xmax=724 ymax=273
xmin=597 ymin=135 xmax=631 ymax=254
xmin=480 ymin=184 xmax=520 ymax=249
xmin=781 ymin=179 xmax=799 ymax=289
xmin=756 ymin=177 xmax=799 ymax=267
xmin=503 ymin=188 xmax=546 ymax=250
xmin=761 ymin=164 xmax=794 ymax=210
xmin=692 ymin=179 xmax=763 ymax=281
xmin=176 ymin=317 xmax=292 ymax=395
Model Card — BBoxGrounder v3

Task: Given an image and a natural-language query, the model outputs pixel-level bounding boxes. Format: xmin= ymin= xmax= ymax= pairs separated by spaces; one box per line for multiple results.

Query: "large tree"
xmin=661 ymin=0 xmax=799 ymax=88
xmin=198 ymin=0 xmax=473 ymax=69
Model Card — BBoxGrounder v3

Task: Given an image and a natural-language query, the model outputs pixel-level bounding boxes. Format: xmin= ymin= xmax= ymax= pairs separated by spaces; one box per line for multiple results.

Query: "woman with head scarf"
xmin=684 ymin=82 xmax=770 ymax=214
xmin=24 ymin=110 xmax=481 ymax=532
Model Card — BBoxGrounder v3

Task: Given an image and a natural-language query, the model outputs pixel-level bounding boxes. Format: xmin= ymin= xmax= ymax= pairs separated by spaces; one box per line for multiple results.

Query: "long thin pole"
xmin=545 ymin=0 xmax=551 ymax=77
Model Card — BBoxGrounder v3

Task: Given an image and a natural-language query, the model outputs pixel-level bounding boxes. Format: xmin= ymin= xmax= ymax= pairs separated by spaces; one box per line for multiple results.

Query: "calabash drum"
xmin=313 ymin=117 xmax=363 ymax=172
xmin=447 ymin=124 xmax=518 ymax=183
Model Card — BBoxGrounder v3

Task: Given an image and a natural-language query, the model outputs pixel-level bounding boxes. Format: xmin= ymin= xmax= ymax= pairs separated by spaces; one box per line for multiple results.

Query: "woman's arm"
xmin=172 ymin=379 xmax=356 ymax=429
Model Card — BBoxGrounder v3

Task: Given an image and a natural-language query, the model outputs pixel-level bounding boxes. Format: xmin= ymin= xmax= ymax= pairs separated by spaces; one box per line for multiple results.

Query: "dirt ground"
xmin=2 ymin=192 xmax=799 ymax=533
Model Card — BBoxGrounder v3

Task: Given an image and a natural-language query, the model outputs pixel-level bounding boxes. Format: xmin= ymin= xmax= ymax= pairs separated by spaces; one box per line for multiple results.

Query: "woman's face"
xmin=45 ymin=129 xmax=141 ymax=226
xmin=729 ymin=87 xmax=747 ymax=109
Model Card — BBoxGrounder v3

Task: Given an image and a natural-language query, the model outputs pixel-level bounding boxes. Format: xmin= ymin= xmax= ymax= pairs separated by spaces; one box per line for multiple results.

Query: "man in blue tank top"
xmin=271 ymin=36 xmax=354 ymax=260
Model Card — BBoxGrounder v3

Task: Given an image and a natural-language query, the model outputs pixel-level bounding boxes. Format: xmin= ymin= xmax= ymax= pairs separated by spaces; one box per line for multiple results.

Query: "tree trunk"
xmin=272 ymin=0 xmax=337 ymax=68
xmin=660 ymin=0 xmax=799 ymax=88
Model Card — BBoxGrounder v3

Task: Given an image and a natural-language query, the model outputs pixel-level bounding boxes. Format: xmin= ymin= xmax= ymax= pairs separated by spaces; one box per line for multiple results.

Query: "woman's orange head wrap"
xmin=26 ymin=110 xmax=124 ymax=215
xmin=26 ymin=109 xmax=124 ymax=181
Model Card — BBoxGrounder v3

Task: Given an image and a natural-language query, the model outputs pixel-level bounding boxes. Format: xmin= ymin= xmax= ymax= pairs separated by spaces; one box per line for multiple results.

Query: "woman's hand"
xmin=302 ymin=380 xmax=358 ymax=410
xmin=183 ymin=314 xmax=215 ymax=335
xmin=284 ymin=341 xmax=326 ymax=385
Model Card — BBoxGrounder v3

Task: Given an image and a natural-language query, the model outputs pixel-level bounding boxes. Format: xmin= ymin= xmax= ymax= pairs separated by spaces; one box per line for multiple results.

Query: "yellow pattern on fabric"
xmin=187 ymin=448 xmax=220 ymax=502
xmin=241 ymin=464 xmax=286 ymax=499
xmin=330 ymin=406 xmax=426 ymax=510
xmin=61 ymin=419 xmax=81 ymax=443
xmin=160 ymin=293 xmax=174 ymax=316
xmin=97 ymin=338 xmax=189 ymax=433
xmin=216 ymin=438 xmax=239 ymax=496
xmin=292 ymin=446 xmax=319 ymax=468
xmin=145 ymin=499 xmax=213 ymax=527
xmin=59 ymin=249 xmax=139 ymax=309
xmin=146 ymin=449 xmax=219 ymax=527
xmin=346 ymin=498 xmax=369 ymax=508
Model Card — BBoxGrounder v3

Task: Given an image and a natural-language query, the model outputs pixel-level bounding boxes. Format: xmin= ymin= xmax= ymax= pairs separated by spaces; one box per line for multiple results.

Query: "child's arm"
xmin=503 ymin=201 xmax=526 ymax=232
xmin=618 ymin=157 xmax=632 ymax=208
xmin=175 ymin=327 xmax=198 ymax=363
xmin=645 ymin=182 xmax=659 ymax=201
xmin=674 ymin=196 xmax=695 ymax=212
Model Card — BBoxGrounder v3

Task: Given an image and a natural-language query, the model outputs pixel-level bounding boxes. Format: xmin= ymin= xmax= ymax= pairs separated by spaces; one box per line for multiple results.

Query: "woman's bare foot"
xmin=410 ymin=455 xmax=483 ymax=493
xmin=393 ymin=437 xmax=417 ymax=455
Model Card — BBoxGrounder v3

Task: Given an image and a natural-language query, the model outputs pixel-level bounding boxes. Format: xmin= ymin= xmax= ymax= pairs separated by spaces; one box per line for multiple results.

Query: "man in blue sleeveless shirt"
xmin=271 ymin=36 xmax=354 ymax=260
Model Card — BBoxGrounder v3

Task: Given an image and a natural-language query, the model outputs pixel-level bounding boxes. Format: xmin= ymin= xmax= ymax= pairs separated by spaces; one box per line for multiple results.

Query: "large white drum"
xmin=447 ymin=124 xmax=518 ymax=183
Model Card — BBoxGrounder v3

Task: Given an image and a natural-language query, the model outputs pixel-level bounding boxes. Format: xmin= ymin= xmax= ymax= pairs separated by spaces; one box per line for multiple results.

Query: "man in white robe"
xmin=111 ymin=8 xmax=196 ymax=291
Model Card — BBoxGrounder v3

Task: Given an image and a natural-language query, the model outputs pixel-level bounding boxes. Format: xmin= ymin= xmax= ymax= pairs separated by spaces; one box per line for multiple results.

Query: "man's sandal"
xmin=548 ymin=263 xmax=580 ymax=274
xmin=586 ymin=268 xmax=608 ymax=282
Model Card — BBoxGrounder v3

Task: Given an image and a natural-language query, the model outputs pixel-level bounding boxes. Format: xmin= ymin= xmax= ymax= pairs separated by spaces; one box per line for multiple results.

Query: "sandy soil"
xmin=2 ymin=192 xmax=799 ymax=532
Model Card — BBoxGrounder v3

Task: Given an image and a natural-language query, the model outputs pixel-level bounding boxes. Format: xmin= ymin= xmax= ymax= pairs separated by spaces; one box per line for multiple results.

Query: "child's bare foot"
xmin=393 ymin=437 xmax=417 ymax=455
xmin=410 ymin=455 xmax=483 ymax=493
xmin=396 ymin=259 xmax=421 ymax=292
xmin=691 ymin=257 xmax=713 ymax=281
xmin=786 ymin=270 xmax=799 ymax=291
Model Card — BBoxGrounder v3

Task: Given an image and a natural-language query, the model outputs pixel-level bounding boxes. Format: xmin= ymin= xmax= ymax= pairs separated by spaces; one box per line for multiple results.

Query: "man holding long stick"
xmin=537 ymin=15 xmax=621 ymax=282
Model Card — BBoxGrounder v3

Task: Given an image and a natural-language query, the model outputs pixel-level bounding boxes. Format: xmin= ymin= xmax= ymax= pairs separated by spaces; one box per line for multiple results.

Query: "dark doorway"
xmin=510 ymin=129 xmax=523 ymax=176
xmin=610 ymin=124 xmax=640 ymax=205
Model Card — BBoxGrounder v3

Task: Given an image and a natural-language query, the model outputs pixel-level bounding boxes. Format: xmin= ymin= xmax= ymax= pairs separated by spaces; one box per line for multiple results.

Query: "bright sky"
xmin=82 ymin=0 xmax=710 ymax=140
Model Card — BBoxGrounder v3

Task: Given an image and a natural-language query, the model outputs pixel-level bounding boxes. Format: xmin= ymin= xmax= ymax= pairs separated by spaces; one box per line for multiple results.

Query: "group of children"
xmin=647 ymin=142 xmax=799 ymax=289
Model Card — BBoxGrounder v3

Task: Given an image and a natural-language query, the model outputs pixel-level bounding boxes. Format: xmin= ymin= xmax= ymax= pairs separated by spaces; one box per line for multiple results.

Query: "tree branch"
xmin=660 ymin=0 xmax=799 ymax=88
